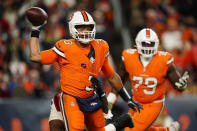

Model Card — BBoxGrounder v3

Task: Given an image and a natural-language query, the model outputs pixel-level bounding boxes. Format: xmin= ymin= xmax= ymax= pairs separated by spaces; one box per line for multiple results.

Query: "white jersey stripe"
xmin=123 ymin=87 xmax=131 ymax=99
xmin=167 ymin=57 xmax=174 ymax=65
xmin=52 ymin=47 xmax=66 ymax=58
xmin=146 ymin=101 xmax=165 ymax=130
xmin=60 ymin=92 xmax=69 ymax=131
xmin=106 ymin=51 xmax=109 ymax=58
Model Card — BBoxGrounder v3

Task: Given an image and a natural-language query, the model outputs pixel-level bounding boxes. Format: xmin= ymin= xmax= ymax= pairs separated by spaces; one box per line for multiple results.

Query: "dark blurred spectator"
xmin=0 ymin=82 xmax=10 ymax=98
xmin=161 ymin=17 xmax=183 ymax=52
xmin=43 ymin=9 xmax=66 ymax=49
xmin=145 ymin=9 xmax=166 ymax=39
xmin=0 ymin=70 xmax=10 ymax=98
xmin=93 ymin=0 xmax=113 ymax=41
xmin=183 ymin=28 xmax=197 ymax=84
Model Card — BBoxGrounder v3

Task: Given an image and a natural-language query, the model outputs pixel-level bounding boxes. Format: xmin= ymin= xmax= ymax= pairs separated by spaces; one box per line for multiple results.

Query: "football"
xmin=26 ymin=7 xmax=48 ymax=26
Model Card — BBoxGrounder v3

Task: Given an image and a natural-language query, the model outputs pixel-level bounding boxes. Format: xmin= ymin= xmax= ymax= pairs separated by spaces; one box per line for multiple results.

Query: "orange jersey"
xmin=40 ymin=39 xmax=114 ymax=98
xmin=122 ymin=49 xmax=174 ymax=103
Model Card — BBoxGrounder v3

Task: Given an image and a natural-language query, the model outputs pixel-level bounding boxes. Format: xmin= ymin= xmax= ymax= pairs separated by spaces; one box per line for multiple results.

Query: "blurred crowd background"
xmin=1 ymin=0 xmax=197 ymax=130
xmin=1 ymin=0 xmax=197 ymax=98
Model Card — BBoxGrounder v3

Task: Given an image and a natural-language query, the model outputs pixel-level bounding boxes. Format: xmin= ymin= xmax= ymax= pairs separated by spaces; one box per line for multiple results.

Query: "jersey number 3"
xmin=133 ymin=76 xmax=158 ymax=95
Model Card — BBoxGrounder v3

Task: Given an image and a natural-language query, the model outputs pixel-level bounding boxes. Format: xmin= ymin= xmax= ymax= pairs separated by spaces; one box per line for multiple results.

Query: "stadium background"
xmin=0 ymin=0 xmax=197 ymax=131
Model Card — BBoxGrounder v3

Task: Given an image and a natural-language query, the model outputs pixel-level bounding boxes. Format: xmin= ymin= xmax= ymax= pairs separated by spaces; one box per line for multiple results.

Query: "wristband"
xmin=31 ymin=30 xmax=40 ymax=38
xmin=118 ymin=87 xmax=132 ymax=102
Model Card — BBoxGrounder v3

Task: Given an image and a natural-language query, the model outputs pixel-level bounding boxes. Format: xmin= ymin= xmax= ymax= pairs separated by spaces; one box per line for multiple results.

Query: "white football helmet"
xmin=135 ymin=28 xmax=159 ymax=58
xmin=68 ymin=11 xmax=96 ymax=44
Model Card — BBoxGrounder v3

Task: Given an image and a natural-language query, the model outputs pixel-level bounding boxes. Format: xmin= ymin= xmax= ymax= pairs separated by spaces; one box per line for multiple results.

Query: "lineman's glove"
xmin=128 ymin=99 xmax=143 ymax=113
xmin=118 ymin=87 xmax=143 ymax=113
xmin=175 ymin=71 xmax=189 ymax=91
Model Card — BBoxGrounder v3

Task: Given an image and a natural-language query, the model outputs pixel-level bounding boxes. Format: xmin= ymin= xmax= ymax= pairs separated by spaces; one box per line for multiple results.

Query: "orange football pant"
xmin=59 ymin=93 xmax=106 ymax=131
xmin=125 ymin=101 xmax=167 ymax=131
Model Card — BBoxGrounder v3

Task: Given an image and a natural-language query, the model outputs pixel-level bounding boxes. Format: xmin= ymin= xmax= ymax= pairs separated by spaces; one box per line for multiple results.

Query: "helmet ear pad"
xmin=135 ymin=28 xmax=159 ymax=58
xmin=68 ymin=11 xmax=96 ymax=44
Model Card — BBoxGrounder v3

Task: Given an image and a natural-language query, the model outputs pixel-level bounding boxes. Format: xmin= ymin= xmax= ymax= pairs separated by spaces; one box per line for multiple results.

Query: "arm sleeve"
xmin=101 ymin=57 xmax=115 ymax=78
xmin=40 ymin=49 xmax=58 ymax=64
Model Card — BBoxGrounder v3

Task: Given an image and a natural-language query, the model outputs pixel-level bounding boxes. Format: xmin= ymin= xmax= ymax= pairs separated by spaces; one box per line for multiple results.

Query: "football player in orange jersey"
xmin=28 ymin=10 xmax=143 ymax=131
xmin=107 ymin=28 xmax=189 ymax=131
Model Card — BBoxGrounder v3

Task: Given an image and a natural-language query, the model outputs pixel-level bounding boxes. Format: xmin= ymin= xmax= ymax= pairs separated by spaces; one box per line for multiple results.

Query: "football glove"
xmin=32 ymin=20 xmax=47 ymax=31
xmin=31 ymin=21 xmax=47 ymax=38
xmin=175 ymin=71 xmax=189 ymax=91
xmin=119 ymin=87 xmax=143 ymax=113
xmin=128 ymin=99 xmax=143 ymax=113
xmin=90 ymin=76 xmax=109 ymax=114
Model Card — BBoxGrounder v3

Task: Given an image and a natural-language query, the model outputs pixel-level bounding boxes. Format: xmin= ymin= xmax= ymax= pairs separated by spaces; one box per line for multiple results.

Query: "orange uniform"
xmin=41 ymin=39 xmax=114 ymax=131
xmin=122 ymin=49 xmax=174 ymax=131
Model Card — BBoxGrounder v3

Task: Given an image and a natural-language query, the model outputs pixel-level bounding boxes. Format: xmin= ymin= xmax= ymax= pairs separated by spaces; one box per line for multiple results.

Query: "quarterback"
xmin=108 ymin=28 xmax=189 ymax=131
xmin=28 ymin=10 xmax=142 ymax=131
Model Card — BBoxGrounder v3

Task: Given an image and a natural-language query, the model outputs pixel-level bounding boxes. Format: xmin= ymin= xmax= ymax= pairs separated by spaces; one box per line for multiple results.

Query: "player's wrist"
xmin=31 ymin=30 xmax=40 ymax=38
xmin=31 ymin=23 xmax=47 ymax=38
xmin=118 ymin=87 xmax=132 ymax=102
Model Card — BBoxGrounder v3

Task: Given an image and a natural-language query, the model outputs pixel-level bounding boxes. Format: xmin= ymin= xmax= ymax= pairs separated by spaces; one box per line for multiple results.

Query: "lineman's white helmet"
xmin=135 ymin=28 xmax=159 ymax=58
xmin=68 ymin=11 xmax=96 ymax=44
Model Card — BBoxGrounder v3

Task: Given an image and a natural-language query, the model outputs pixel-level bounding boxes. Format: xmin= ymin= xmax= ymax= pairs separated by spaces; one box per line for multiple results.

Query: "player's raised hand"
xmin=175 ymin=71 xmax=189 ymax=91
xmin=128 ymin=99 xmax=143 ymax=113
xmin=32 ymin=20 xmax=47 ymax=31
xmin=26 ymin=7 xmax=48 ymax=32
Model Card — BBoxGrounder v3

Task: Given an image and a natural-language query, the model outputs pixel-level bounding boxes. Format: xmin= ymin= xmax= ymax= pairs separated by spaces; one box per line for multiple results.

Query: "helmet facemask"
xmin=135 ymin=28 xmax=159 ymax=58
xmin=138 ymin=41 xmax=158 ymax=58
xmin=74 ymin=24 xmax=95 ymax=44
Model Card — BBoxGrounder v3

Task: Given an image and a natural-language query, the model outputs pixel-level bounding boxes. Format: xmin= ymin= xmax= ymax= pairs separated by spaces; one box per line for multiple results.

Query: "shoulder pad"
xmin=124 ymin=49 xmax=137 ymax=54
xmin=55 ymin=40 xmax=73 ymax=49
xmin=166 ymin=52 xmax=174 ymax=65
xmin=94 ymin=39 xmax=107 ymax=44
xmin=92 ymin=39 xmax=109 ymax=50
xmin=158 ymin=51 xmax=168 ymax=56
xmin=93 ymin=39 xmax=109 ymax=58
xmin=52 ymin=40 xmax=66 ymax=58
xmin=158 ymin=51 xmax=174 ymax=65
xmin=63 ymin=40 xmax=73 ymax=45
xmin=122 ymin=49 xmax=136 ymax=61
xmin=55 ymin=40 xmax=66 ymax=49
